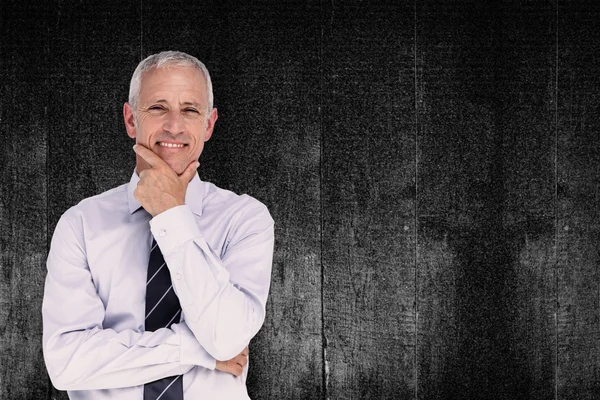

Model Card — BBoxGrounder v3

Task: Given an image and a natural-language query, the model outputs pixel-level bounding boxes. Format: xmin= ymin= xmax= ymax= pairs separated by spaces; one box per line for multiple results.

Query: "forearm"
xmin=43 ymin=213 xmax=216 ymax=391
xmin=174 ymin=242 xmax=267 ymax=360
xmin=43 ymin=321 xmax=211 ymax=390
xmin=151 ymin=205 xmax=274 ymax=361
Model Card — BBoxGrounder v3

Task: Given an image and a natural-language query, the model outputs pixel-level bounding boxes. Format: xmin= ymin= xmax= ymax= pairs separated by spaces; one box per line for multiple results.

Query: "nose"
xmin=162 ymin=110 xmax=185 ymax=135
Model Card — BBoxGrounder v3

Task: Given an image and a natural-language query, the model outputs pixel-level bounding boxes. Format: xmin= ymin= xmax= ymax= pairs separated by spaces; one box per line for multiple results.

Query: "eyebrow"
xmin=181 ymin=101 xmax=202 ymax=108
xmin=151 ymin=99 xmax=202 ymax=108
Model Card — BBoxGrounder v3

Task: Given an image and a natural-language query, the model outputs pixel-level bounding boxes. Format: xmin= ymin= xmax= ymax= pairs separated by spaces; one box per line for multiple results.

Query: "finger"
xmin=179 ymin=159 xmax=200 ymax=182
xmin=133 ymin=144 xmax=166 ymax=168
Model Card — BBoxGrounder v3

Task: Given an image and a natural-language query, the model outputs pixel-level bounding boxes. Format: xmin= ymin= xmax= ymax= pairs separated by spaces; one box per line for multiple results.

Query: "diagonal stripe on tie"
xmin=147 ymin=262 xmax=166 ymax=286
xmin=144 ymin=375 xmax=183 ymax=400
xmin=144 ymin=237 xmax=183 ymax=399
xmin=165 ymin=309 xmax=181 ymax=328
xmin=145 ymin=285 xmax=173 ymax=320
xmin=156 ymin=376 xmax=182 ymax=400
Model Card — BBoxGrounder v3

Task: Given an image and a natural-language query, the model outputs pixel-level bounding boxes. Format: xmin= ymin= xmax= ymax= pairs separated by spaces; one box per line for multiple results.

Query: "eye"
xmin=148 ymin=105 xmax=165 ymax=112
xmin=183 ymin=108 xmax=199 ymax=114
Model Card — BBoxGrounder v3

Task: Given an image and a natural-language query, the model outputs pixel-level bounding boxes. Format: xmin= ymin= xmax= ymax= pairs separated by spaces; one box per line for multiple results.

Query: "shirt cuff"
xmin=173 ymin=322 xmax=216 ymax=370
xmin=150 ymin=205 xmax=201 ymax=254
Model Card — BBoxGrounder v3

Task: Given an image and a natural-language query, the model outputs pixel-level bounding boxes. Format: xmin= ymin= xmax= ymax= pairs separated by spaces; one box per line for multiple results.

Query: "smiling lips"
xmin=158 ymin=142 xmax=186 ymax=148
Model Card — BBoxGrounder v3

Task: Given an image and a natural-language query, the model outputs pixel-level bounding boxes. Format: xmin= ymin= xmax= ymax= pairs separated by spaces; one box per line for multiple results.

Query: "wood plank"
xmin=499 ymin=2 xmax=557 ymax=398
xmin=321 ymin=1 xmax=416 ymax=398
xmin=416 ymin=3 xmax=496 ymax=396
xmin=47 ymin=1 xmax=140 ymax=231
xmin=557 ymin=2 xmax=600 ymax=398
xmin=0 ymin=1 xmax=50 ymax=399
xmin=142 ymin=1 xmax=324 ymax=398
xmin=416 ymin=2 xmax=556 ymax=398
xmin=45 ymin=3 xmax=140 ymax=399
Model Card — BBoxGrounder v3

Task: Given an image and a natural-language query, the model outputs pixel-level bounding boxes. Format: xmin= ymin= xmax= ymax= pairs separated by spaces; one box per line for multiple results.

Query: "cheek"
xmin=192 ymin=141 xmax=205 ymax=154
xmin=138 ymin=118 xmax=163 ymax=142
xmin=189 ymin=139 xmax=206 ymax=158
xmin=191 ymin=128 xmax=208 ymax=145
xmin=138 ymin=113 xmax=152 ymax=126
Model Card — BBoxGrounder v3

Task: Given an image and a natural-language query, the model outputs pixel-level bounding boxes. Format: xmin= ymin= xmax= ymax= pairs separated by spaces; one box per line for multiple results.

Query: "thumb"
xmin=180 ymin=160 xmax=200 ymax=182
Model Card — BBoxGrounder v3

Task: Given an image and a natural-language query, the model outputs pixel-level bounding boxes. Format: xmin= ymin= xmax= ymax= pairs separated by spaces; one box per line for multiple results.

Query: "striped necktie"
xmin=144 ymin=238 xmax=183 ymax=399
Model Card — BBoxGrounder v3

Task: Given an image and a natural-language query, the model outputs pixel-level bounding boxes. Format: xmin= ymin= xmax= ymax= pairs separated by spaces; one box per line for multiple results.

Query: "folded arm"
xmin=42 ymin=212 xmax=216 ymax=391
xmin=150 ymin=201 xmax=274 ymax=361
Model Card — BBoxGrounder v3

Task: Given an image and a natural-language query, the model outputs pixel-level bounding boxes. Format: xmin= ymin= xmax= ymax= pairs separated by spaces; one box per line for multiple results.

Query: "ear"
xmin=204 ymin=107 xmax=218 ymax=142
xmin=123 ymin=102 xmax=137 ymax=139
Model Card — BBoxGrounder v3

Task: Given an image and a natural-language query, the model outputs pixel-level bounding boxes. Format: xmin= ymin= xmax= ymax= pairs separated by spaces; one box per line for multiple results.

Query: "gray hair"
xmin=128 ymin=51 xmax=214 ymax=114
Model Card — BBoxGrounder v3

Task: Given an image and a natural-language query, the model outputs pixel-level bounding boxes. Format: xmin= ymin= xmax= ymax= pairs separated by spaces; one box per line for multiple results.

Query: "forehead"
xmin=139 ymin=66 xmax=207 ymax=104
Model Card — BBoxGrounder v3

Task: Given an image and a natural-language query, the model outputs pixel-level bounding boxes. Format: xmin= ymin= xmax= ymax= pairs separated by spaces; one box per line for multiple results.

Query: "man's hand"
xmin=132 ymin=144 xmax=199 ymax=217
xmin=215 ymin=346 xmax=249 ymax=377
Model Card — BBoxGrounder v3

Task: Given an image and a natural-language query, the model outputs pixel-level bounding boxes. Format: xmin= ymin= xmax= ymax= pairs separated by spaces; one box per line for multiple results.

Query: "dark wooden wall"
xmin=1 ymin=1 xmax=599 ymax=399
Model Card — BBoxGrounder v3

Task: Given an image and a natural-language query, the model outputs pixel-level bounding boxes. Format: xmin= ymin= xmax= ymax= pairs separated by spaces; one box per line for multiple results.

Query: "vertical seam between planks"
xmin=45 ymin=5 xmax=52 ymax=395
xmin=140 ymin=0 xmax=143 ymax=61
xmin=554 ymin=1 xmax=559 ymax=399
xmin=320 ymin=1 xmax=326 ymax=398
xmin=45 ymin=5 xmax=50 ymax=255
xmin=413 ymin=1 xmax=419 ymax=399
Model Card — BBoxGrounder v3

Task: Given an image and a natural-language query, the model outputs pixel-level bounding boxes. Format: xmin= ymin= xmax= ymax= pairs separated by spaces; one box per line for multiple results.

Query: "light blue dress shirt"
xmin=42 ymin=171 xmax=274 ymax=399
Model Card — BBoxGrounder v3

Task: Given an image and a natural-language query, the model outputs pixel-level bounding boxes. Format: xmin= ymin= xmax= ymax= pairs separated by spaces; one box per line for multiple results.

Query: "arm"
xmin=150 ymin=201 xmax=274 ymax=361
xmin=131 ymin=144 xmax=274 ymax=361
xmin=42 ymin=212 xmax=216 ymax=391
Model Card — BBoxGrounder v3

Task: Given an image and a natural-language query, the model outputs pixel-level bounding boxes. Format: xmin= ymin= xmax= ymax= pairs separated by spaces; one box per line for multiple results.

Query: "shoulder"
xmin=199 ymin=181 xmax=274 ymax=245
xmin=202 ymin=181 xmax=272 ymax=221
xmin=200 ymin=181 xmax=274 ymax=254
xmin=50 ymin=183 xmax=129 ymax=255
xmin=60 ymin=183 xmax=129 ymax=230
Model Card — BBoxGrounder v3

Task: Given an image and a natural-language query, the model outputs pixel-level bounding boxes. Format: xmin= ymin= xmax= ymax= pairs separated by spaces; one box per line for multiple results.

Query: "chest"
xmin=82 ymin=211 xmax=233 ymax=329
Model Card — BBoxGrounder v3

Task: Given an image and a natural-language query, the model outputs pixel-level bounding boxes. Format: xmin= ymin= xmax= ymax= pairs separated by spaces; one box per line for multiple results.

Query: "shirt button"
xmin=175 ymin=273 xmax=181 ymax=280
xmin=159 ymin=229 xmax=166 ymax=238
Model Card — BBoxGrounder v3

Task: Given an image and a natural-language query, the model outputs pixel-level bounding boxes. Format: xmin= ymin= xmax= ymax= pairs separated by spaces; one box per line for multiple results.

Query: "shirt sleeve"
xmin=149 ymin=201 xmax=274 ymax=361
xmin=42 ymin=211 xmax=216 ymax=391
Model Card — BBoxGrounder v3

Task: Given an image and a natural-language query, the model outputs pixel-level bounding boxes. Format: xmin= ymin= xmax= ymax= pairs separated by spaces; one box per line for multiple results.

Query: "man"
xmin=42 ymin=51 xmax=274 ymax=399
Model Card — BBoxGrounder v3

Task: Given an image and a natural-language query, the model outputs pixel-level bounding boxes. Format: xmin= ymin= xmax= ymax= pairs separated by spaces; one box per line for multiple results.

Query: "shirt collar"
xmin=127 ymin=169 xmax=204 ymax=217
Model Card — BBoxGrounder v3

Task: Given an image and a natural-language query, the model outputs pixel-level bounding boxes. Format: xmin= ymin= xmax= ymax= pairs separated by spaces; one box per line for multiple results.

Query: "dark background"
xmin=1 ymin=1 xmax=600 ymax=399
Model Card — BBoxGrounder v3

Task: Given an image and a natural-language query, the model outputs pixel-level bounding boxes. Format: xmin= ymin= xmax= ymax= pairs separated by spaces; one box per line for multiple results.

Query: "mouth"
xmin=157 ymin=141 xmax=187 ymax=149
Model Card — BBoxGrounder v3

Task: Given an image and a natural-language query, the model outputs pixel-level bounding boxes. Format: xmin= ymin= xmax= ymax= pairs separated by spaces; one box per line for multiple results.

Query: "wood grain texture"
xmin=557 ymin=2 xmax=600 ymax=398
xmin=321 ymin=1 xmax=416 ymax=398
xmin=0 ymin=2 xmax=51 ymax=399
xmin=416 ymin=2 xmax=499 ymax=397
xmin=3 ymin=2 xmax=600 ymax=399
xmin=142 ymin=1 xmax=324 ymax=398
xmin=499 ymin=1 xmax=557 ymax=398
xmin=417 ymin=2 xmax=556 ymax=399
xmin=45 ymin=2 xmax=140 ymax=399
xmin=47 ymin=1 xmax=140 ymax=235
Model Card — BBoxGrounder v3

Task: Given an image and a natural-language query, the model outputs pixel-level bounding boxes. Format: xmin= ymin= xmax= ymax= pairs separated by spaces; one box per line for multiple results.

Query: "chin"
xmin=176 ymin=162 xmax=195 ymax=176
xmin=171 ymin=166 xmax=187 ymax=175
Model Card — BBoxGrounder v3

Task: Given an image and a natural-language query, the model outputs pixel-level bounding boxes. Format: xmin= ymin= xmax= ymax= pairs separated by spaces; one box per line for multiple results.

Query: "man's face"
xmin=123 ymin=65 xmax=218 ymax=175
